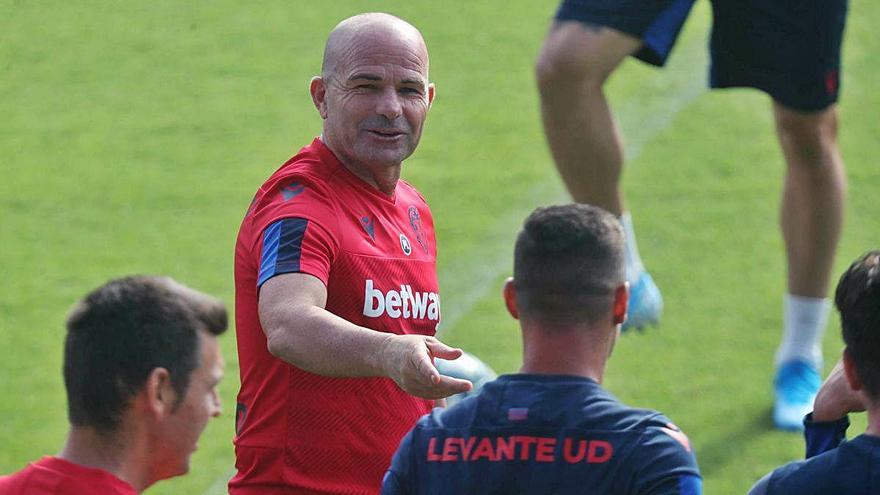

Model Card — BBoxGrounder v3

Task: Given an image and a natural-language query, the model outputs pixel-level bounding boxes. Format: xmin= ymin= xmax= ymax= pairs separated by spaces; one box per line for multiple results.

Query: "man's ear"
xmin=843 ymin=348 xmax=863 ymax=392
xmin=310 ymin=76 xmax=328 ymax=119
xmin=612 ymin=283 xmax=628 ymax=326
xmin=503 ymin=277 xmax=519 ymax=320
xmin=427 ymin=83 xmax=436 ymax=108
xmin=143 ymin=367 xmax=176 ymax=419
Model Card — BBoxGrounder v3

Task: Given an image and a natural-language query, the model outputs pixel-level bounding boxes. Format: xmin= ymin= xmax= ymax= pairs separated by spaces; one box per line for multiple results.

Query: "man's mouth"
xmin=367 ymin=129 xmax=405 ymax=137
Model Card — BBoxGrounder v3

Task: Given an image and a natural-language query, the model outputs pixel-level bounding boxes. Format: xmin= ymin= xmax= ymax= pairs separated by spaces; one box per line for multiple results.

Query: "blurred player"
xmin=230 ymin=13 xmax=471 ymax=495
xmin=0 ymin=276 xmax=227 ymax=494
xmin=749 ymin=251 xmax=880 ymax=494
xmin=536 ymin=0 xmax=849 ymax=431
xmin=382 ymin=204 xmax=701 ymax=494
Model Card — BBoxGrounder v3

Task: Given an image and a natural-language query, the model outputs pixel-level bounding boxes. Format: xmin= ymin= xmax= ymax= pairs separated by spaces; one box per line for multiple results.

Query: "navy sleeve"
xmin=803 ymin=413 xmax=849 ymax=458
xmin=381 ymin=429 xmax=416 ymax=495
xmin=258 ymin=217 xmax=309 ymax=287
xmin=632 ymin=423 xmax=702 ymax=494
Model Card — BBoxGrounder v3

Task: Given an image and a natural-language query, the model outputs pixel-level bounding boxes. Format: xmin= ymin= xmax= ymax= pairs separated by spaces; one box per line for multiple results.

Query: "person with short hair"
xmin=536 ymin=0 xmax=849 ymax=430
xmin=0 ymin=275 xmax=227 ymax=494
xmin=749 ymin=251 xmax=880 ymax=494
xmin=231 ymin=13 xmax=471 ymax=494
xmin=382 ymin=204 xmax=702 ymax=494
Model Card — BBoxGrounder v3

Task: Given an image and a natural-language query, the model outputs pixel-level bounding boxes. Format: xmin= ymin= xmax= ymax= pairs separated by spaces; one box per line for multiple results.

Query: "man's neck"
xmin=864 ymin=407 xmax=880 ymax=437
xmin=59 ymin=426 xmax=147 ymax=493
xmin=518 ymin=323 xmax=611 ymax=383
xmin=319 ymin=135 xmax=400 ymax=196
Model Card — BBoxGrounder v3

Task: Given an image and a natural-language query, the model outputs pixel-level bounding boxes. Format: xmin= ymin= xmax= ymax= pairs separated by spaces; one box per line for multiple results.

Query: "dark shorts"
xmin=555 ymin=0 xmax=848 ymax=111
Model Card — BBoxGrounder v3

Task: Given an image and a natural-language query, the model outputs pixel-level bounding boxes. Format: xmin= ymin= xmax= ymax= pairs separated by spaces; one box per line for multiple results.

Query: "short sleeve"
xmin=632 ymin=422 xmax=703 ymax=495
xmin=251 ymin=177 xmax=340 ymax=287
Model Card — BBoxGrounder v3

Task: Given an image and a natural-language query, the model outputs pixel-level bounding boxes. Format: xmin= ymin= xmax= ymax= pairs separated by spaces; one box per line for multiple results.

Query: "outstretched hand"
xmin=812 ymin=359 xmax=867 ymax=422
xmin=381 ymin=335 xmax=473 ymax=400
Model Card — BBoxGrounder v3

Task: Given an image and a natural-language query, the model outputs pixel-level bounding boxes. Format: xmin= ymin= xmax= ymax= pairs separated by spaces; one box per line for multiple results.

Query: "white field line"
xmin=202 ymin=16 xmax=709 ymax=495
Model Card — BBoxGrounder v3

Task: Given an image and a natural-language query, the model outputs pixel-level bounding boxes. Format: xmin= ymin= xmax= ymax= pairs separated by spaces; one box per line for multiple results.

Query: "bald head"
xmin=321 ymin=13 xmax=429 ymax=80
xmin=309 ymin=12 xmax=435 ymax=191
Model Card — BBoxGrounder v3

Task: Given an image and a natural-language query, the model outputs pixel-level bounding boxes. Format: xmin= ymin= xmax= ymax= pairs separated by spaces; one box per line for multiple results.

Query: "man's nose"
xmin=376 ymin=87 xmax=403 ymax=120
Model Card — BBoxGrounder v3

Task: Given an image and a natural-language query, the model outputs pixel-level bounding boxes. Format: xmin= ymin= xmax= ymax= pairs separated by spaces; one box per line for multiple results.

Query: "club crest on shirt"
xmin=408 ymin=205 xmax=429 ymax=254
xmin=399 ymin=233 xmax=412 ymax=256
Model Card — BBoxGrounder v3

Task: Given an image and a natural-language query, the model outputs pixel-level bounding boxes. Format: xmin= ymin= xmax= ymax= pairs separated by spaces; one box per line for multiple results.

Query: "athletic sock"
xmin=620 ymin=212 xmax=645 ymax=284
xmin=775 ymin=293 xmax=830 ymax=371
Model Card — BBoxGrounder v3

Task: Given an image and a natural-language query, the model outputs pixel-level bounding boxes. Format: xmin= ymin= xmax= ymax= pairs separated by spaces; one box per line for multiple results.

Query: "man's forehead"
xmin=342 ymin=60 xmax=428 ymax=83
xmin=323 ymin=18 xmax=429 ymax=79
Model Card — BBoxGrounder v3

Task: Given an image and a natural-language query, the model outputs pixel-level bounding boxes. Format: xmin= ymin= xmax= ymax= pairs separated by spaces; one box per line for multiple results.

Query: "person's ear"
xmin=310 ymin=76 xmax=329 ymax=119
xmin=612 ymin=283 xmax=628 ymax=325
xmin=843 ymin=348 xmax=863 ymax=392
xmin=144 ymin=367 xmax=176 ymax=419
xmin=426 ymin=83 xmax=436 ymax=108
xmin=503 ymin=277 xmax=519 ymax=320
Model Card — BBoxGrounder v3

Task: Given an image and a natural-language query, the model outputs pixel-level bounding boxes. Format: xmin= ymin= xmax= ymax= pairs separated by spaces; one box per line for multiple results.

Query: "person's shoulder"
xmin=765 ymin=440 xmax=864 ymax=494
xmin=243 ymin=140 xmax=341 ymax=223
xmin=2 ymin=457 xmax=138 ymax=495
xmin=264 ymin=140 xmax=338 ymax=192
xmin=568 ymin=388 xmax=672 ymax=432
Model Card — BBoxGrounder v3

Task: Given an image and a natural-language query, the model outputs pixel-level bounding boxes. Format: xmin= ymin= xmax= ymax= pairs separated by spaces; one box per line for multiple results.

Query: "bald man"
xmin=231 ymin=13 xmax=472 ymax=495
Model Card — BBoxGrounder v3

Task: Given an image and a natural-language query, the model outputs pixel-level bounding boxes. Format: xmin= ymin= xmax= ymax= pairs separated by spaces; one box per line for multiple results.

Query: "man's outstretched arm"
xmin=259 ymin=273 xmax=472 ymax=399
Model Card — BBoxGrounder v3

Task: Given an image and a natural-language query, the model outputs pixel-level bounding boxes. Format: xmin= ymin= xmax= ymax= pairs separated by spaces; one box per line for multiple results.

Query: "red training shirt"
xmin=230 ymin=138 xmax=439 ymax=495
xmin=0 ymin=456 xmax=136 ymax=494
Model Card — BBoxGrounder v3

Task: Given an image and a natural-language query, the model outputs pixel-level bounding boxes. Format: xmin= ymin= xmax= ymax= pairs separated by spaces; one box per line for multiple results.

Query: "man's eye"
xmin=356 ymin=84 xmax=375 ymax=89
xmin=400 ymin=87 xmax=422 ymax=95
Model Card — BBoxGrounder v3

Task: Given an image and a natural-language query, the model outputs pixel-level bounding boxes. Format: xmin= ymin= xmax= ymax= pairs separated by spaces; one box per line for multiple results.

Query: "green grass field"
xmin=2 ymin=1 xmax=878 ymax=493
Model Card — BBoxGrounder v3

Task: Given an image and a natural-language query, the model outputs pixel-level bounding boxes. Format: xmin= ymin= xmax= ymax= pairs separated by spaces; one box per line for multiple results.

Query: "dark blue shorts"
xmin=555 ymin=0 xmax=848 ymax=111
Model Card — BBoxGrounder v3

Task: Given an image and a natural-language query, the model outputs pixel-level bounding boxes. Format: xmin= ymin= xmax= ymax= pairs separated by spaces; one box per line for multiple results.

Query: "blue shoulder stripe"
xmin=258 ymin=218 xmax=308 ymax=287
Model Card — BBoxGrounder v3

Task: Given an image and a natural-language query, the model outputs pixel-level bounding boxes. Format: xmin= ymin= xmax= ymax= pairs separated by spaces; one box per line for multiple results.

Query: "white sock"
xmin=775 ymin=293 xmax=830 ymax=370
xmin=620 ymin=212 xmax=645 ymax=284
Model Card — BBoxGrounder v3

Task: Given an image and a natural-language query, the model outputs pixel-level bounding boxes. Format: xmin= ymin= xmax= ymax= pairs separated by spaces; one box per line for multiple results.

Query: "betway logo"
xmin=363 ymin=279 xmax=440 ymax=320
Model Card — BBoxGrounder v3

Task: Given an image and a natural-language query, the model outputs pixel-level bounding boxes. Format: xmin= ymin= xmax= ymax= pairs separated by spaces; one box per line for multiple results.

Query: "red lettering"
xmin=587 ymin=440 xmax=613 ymax=463
xmin=460 ymin=437 xmax=478 ymax=460
xmin=563 ymin=438 xmax=586 ymax=463
xmin=426 ymin=437 xmax=442 ymax=462
xmin=517 ymin=436 xmax=538 ymax=460
xmin=536 ymin=437 xmax=556 ymax=462
xmin=470 ymin=437 xmax=496 ymax=461
xmin=495 ymin=437 xmax=516 ymax=461
xmin=441 ymin=437 xmax=459 ymax=461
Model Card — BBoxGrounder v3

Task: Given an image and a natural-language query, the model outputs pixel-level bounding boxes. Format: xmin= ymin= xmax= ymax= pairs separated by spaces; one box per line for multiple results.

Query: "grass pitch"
xmin=2 ymin=1 xmax=878 ymax=494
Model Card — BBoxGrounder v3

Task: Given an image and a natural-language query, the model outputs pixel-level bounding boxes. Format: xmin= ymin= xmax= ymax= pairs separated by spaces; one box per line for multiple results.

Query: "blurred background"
xmin=2 ymin=1 xmax=877 ymax=493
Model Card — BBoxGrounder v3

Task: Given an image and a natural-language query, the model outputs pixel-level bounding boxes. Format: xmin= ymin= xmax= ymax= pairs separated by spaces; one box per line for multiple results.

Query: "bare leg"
xmin=775 ymin=103 xmax=846 ymax=299
xmin=535 ymin=22 xmax=641 ymax=216
xmin=536 ymin=22 xmax=662 ymax=331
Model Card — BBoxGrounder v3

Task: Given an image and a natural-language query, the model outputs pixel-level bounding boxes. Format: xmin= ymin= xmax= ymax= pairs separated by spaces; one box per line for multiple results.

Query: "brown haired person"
xmin=0 ymin=276 xmax=227 ymax=494
xmin=750 ymin=251 xmax=880 ymax=494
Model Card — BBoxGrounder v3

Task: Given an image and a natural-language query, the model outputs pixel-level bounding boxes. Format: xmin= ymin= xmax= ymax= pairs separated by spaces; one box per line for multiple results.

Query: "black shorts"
xmin=555 ymin=0 xmax=848 ymax=111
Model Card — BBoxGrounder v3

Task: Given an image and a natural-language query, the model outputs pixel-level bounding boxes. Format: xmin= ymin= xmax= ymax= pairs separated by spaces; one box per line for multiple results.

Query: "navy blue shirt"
xmin=749 ymin=415 xmax=880 ymax=494
xmin=382 ymin=374 xmax=702 ymax=494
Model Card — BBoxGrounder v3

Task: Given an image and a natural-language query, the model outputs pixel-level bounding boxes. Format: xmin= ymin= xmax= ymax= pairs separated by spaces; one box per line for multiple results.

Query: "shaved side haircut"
xmin=513 ymin=204 xmax=625 ymax=326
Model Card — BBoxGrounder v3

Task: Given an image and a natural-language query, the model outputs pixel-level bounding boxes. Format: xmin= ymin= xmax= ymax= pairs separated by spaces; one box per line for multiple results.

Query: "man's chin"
xmin=355 ymin=143 xmax=414 ymax=164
